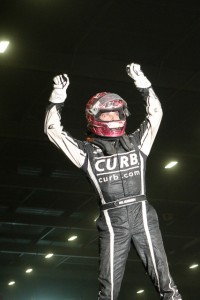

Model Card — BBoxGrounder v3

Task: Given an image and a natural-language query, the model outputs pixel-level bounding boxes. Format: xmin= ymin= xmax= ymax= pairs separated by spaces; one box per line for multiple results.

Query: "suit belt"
xmin=100 ymin=195 xmax=146 ymax=211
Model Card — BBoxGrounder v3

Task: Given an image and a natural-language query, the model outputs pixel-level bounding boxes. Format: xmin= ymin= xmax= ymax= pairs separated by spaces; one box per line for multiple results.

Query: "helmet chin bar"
xmin=89 ymin=119 xmax=126 ymax=137
xmin=107 ymin=121 xmax=124 ymax=128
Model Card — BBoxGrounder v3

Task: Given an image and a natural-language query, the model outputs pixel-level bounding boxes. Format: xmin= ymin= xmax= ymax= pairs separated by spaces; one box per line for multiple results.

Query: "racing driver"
xmin=44 ymin=63 xmax=182 ymax=300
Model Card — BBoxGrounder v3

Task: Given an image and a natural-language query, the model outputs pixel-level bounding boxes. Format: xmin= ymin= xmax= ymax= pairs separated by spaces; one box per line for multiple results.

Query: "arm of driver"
xmin=139 ymin=88 xmax=163 ymax=156
xmin=44 ymin=104 xmax=86 ymax=168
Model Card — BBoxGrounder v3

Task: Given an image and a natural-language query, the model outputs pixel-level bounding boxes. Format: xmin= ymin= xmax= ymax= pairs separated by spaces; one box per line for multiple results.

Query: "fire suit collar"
xmin=87 ymin=134 xmax=134 ymax=155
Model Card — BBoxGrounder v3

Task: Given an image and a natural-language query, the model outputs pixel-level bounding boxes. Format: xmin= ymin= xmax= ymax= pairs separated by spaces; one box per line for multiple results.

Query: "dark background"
xmin=0 ymin=0 xmax=199 ymax=299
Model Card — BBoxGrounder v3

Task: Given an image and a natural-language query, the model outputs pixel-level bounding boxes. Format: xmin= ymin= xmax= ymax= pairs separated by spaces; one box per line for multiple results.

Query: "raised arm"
xmin=44 ymin=74 xmax=86 ymax=168
xmin=126 ymin=63 xmax=163 ymax=156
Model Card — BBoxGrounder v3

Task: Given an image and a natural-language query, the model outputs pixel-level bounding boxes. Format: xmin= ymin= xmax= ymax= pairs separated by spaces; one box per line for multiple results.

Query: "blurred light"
xmin=136 ymin=289 xmax=144 ymax=294
xmin=45 ymin=253 xmax=54 ymax=259
xmin=0 ymin=41 xmax=9 ymax=53
xmin=189 ymin=264 xmax=199 ymax=269
xmin=165 ymin=161 xmax=178 ymax=169
xmin=8 ymin=281 xmax=15 ymax=286
xmin=68 ymin=235 xmax=77 ymax=241
xmin=25 ymin=268 xmax=33 ymax=273
xmin=94 ymin=217 xmax=98 ymax=222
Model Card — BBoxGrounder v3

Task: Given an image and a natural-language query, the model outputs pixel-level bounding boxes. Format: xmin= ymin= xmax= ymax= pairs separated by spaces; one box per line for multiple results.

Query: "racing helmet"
xmin=85 ymin=92 xmax=130 ymax=137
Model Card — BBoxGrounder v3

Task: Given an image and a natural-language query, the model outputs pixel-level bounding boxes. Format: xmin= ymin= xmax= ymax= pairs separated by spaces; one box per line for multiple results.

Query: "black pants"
xmin=97 ymin=201 xmax=182 ymax=300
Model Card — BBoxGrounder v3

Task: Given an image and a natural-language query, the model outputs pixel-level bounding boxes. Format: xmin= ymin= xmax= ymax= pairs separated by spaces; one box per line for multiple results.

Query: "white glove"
xmin=126 ymin=63 xmax=151 ymax=89
xmin=49 ymin=74 xmax=70 ymax=103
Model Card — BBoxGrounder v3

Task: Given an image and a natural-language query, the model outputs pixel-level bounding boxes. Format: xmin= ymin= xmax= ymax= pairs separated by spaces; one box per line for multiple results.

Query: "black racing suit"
xmin=44 ymin=87 xmax=182 ymax=300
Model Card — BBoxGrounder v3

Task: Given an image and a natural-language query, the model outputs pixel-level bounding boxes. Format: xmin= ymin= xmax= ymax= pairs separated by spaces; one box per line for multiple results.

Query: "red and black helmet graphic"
xmin=85 ymin=92 xmax=130 ymax=137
